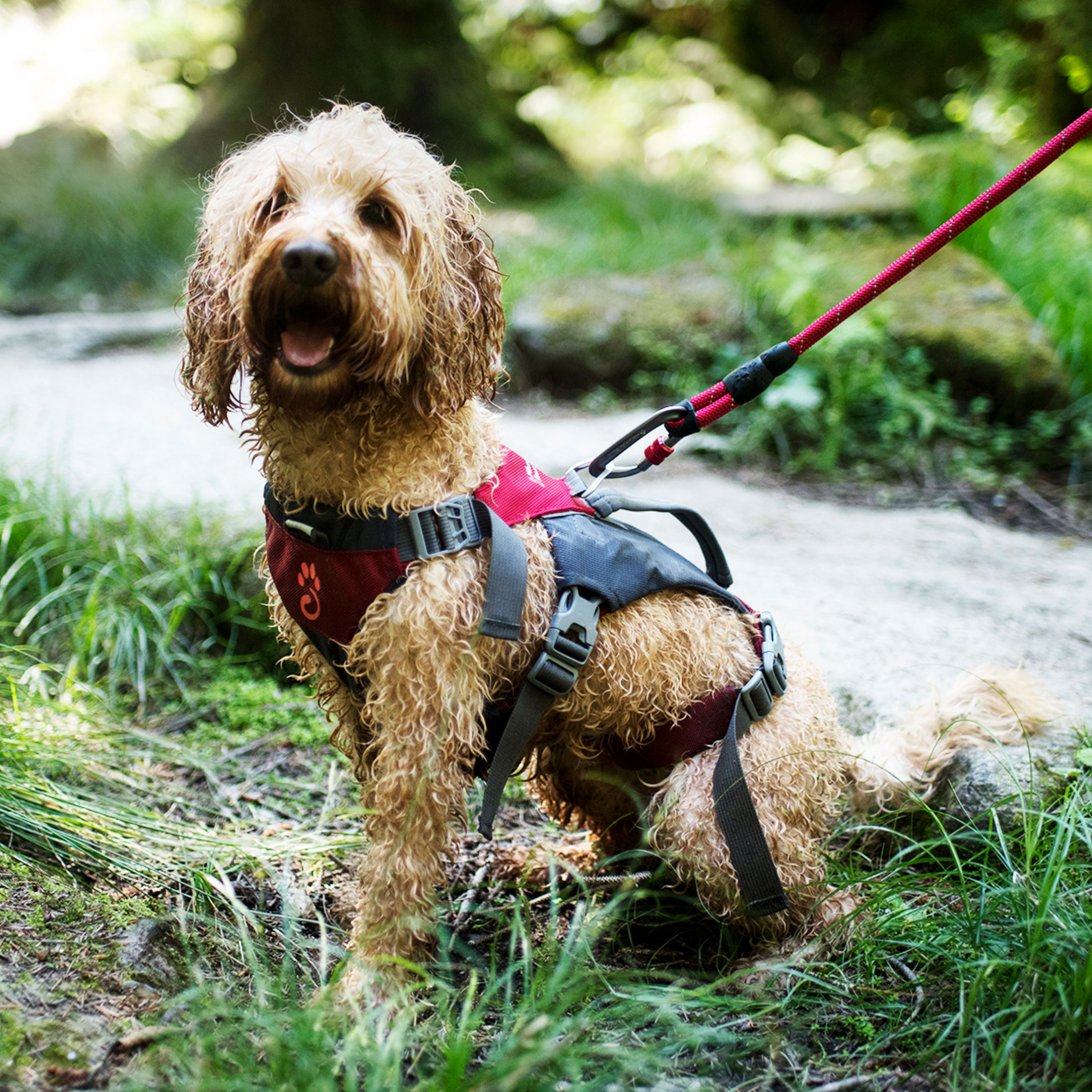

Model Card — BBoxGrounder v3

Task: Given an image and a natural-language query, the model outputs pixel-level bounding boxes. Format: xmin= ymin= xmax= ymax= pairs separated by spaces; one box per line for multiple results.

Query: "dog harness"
xmin=264 ymin=447 xmax=790 ymax=916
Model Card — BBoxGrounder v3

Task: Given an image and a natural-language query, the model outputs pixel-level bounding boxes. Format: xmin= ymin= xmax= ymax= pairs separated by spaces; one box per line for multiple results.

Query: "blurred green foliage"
xmin=463 ymin=0 xmax=1091 ymax=136
xmin=0 ymin=0 xmax=1088 ymax=494
xmin=913 ymin=135 xmax=1092 ymax=390
xmin=0 ymin=126 xmax=198 ymax=312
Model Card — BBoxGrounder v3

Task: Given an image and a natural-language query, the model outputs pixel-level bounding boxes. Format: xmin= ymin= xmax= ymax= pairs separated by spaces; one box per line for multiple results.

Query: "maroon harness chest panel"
xmin=263 ymin=509 xmax=407 ymax=646
xmin=264 ymin=447 xmax=593 ymax=647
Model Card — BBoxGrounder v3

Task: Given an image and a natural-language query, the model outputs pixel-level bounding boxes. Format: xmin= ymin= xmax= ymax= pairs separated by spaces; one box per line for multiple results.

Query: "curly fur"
xmin=182 ymin=104 xmax=1058 ymax=989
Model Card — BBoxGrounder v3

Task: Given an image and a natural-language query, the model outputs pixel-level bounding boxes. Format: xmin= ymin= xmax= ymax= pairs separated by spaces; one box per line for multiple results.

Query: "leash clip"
xmin=565 ymin=462 xmax=614 ymax=498
xmin=575 ymin=402 xmax=697 ymax=484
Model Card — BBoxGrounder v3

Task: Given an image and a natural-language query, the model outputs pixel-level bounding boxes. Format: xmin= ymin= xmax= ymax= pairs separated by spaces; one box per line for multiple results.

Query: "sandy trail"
xmin=2 ymin=312 xmax=1089 ymax=728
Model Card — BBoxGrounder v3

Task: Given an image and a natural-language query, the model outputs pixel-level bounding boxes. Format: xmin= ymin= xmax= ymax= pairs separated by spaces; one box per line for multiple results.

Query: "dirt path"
xmin=2 ymin=312 xmax=1089 ymax=728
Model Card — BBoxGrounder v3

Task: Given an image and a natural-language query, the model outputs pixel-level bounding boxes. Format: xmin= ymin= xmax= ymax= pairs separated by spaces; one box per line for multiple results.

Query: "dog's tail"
xmin=844 ymin=667 xmax=1061 ymax=813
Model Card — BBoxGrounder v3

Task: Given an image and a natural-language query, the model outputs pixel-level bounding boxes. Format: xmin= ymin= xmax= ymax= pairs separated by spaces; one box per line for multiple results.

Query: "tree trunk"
xmin=169 ymin=0 xmax=555 ymax=187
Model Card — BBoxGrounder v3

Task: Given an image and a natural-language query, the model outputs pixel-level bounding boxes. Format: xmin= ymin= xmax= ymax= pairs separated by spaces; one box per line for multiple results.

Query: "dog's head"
xmin=181 ymin=105 xmax=504 ymax=423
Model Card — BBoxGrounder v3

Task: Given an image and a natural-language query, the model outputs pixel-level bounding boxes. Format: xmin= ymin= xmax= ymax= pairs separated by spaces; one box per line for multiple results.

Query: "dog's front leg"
xmin=341 ymin=555 xmax=488 ymax=990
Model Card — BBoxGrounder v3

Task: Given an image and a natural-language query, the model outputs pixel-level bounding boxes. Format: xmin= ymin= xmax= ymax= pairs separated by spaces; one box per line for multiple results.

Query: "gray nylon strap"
xmin=478 ymin=587 xmax=601 ymax=838
xmin=473 ymin=501 xmax=527 ymax=641
xmin=585 ymin=490 xmax=733 ymax=588
xmin=477 ymin=681 xmax=556 ymax=838
xmin=711 ymin=677 xmax=789 ymax=917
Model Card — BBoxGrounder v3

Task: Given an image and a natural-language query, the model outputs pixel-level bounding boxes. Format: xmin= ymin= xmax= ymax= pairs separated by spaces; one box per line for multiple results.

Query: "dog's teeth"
xmin=281 ymin=325 xmax=334 ymax=368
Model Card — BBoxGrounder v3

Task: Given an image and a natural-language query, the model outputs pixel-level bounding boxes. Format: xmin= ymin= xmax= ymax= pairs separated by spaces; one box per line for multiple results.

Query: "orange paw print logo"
xmin=297 ymin=561 xmax=322 ymax=621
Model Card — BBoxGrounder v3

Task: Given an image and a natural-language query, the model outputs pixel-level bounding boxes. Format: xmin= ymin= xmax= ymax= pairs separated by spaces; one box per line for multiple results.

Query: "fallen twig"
xmin=887 ymin=955 xmax=925 ymax=1021
xmin=452 ymin=854 xmax=494 ymax=932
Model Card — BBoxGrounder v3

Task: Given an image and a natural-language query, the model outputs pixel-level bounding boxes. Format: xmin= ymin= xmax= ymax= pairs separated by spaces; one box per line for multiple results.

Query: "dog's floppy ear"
xmin=409 ymin=185 xmax=506 ymax=418
xmin=180 ymin=225 xmax=245 ymax=426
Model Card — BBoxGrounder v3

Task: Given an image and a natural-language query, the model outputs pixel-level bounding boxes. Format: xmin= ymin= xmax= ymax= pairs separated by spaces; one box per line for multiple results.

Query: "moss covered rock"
xmin=504 ymin=235 xmax=1069 ymax=424
xmin=794 ymin=235 xmax=1071 ymax=422
xmin=505 ymin=260 xmax=750 ymax=395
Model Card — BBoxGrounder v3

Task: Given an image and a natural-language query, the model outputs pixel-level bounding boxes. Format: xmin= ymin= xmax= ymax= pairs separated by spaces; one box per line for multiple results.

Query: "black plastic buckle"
xmin=737 ymin=612 xmax=787 ymax=729
xmin=404 ymin=497 xmax=481 ymax=559
xmin=526 ymin=588 xmax=601 ymax=698
xmin=758 ymin=611 xmax=787 ymax=696
xmin=738 ymin=668 xmax=775 ymax=724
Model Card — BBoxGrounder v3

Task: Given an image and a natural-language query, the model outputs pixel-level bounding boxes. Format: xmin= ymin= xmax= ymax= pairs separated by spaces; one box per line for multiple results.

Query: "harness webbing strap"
xmin=710 ymin=614 xmax=790 ymax=916
xmin=264 ymin=486 xmax=528 ymax=644
xmin=473 ymin=501 xmax=527 ymax=641
xmin=478 ymin=586 xmax=602 ymax=838
xmin=712 ymin=696 xmax=789 ymax=916
xmin=581 ymin=488 xmax=733 ymax=588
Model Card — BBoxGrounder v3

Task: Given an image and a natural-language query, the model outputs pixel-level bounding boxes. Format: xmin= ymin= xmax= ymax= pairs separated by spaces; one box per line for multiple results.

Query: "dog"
xmin=181 ymin=104 xmax=1053 ymax=990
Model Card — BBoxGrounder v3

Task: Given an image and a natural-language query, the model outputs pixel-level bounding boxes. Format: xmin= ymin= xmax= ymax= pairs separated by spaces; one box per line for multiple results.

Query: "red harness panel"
xmin=476 ymin=447 xmax=594 ymax=524
xmin=264 ymin=448 xmax=593 ymax=646
xmin=263 ymin=510 xmax=406 ymax=646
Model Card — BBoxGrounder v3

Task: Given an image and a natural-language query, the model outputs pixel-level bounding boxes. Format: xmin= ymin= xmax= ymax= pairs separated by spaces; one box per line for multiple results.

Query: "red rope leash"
xmin=788 ymin=106 xmax=1092 ymax=356
xmin=586 ymin=108 xmax=1092 ymax=480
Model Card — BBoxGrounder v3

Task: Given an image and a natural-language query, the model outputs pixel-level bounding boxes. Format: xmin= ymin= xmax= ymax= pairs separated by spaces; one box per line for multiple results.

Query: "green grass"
xmin=0 ymin=474 xmax=1089 ymax=1088
xmin=0 ymin=474 xmax=275 ymax=705
xmin=102 ymin=783 xmax=1092 ymax=1091
xmin=0 ymin=649 xmax=356 ymax=888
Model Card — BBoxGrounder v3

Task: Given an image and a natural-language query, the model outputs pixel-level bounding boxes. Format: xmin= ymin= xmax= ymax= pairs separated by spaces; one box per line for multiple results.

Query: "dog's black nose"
xmin=281 ymin=239 xmax=339 ymax=287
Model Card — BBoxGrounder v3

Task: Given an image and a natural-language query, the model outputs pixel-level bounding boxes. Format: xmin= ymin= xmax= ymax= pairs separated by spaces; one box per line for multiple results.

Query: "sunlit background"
xmin=4 ymin=0 xmax=1089 ymax=182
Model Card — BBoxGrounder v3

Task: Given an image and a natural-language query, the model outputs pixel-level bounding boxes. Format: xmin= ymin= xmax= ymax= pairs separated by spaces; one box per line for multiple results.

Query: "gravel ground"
xmin=2 ymin=310 xmax=1089 ymax=729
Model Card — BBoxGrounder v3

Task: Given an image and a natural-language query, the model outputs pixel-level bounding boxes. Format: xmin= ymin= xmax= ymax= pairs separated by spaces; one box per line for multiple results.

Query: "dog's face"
xmin=181 ymin=105 xmax=504 ymax=423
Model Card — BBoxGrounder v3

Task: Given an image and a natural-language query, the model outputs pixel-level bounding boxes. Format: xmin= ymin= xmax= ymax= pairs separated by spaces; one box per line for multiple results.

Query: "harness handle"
xmin=582 ymin=107 xmax=1092 ymax=479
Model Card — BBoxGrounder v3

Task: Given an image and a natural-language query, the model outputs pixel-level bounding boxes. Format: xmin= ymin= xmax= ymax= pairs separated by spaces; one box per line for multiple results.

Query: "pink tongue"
xmin=280 ymin=324 xmax=334 ymax=368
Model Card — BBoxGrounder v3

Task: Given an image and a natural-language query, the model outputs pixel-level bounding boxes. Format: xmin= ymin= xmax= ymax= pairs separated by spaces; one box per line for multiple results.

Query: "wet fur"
xmin=182 ymin=105 xmax=1056 ymax=987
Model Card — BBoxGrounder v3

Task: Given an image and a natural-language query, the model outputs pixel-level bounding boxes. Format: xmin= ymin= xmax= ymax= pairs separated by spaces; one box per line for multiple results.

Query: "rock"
xmin=118 ymin=918 xmax=187 ymax=993
xmin=505 ymin=260 xmax=749 ymax=395
xmin=503 ymin=234 xmax=1069 ymax=421
xmin=931 ymin=728 xmax=1083 ymax=829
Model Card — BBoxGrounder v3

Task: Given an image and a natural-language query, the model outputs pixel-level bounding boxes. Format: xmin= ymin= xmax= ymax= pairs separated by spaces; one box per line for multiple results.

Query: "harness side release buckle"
xmin=737 ymin=612 xmax=788 ymax=730
xmin=526 ymin=587 xmax=601 ymax=697
xmin=759 ymin=611 xmax=787 ymax=696
xmin=403 ymin=496 xmax=482 ymax=560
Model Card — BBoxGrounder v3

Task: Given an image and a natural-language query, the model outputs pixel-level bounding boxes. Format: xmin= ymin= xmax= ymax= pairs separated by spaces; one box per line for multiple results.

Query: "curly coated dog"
xmin=181 ymin=104 xmax=1052 ymax=991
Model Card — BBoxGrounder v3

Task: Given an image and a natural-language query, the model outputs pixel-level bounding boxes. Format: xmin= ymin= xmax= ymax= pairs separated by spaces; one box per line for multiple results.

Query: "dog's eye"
xmin=258 ymin=190 xmax=290 ymax=223
xmin=358 ymin=201 xmax=393 ymax=228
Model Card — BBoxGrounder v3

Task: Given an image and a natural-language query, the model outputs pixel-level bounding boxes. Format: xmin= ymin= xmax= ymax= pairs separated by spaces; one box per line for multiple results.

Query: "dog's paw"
xmin=320 ymin=955 xmax=424 ymax=1010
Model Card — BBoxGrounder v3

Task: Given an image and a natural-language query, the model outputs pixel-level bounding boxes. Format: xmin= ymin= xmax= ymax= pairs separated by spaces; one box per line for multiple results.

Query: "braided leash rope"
xmin=788 ymin=106 xmax=1092 ymax=357
xmin=585 ymin=107 xmax=1092 ymax=480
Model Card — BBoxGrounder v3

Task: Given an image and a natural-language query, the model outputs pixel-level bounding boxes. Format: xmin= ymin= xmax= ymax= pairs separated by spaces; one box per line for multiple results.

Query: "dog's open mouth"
xmin=272 ymin=302 xmax=351 ymax=375
xmin=279 ymin=321 xmax=338 ymax=371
